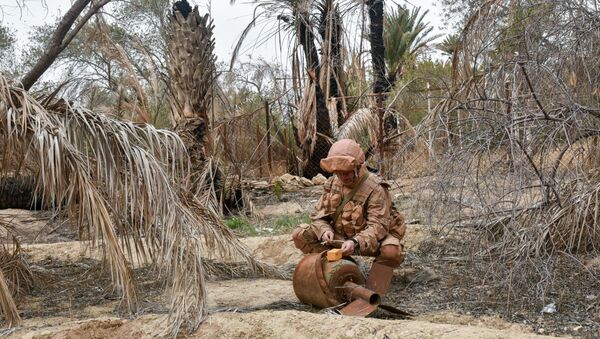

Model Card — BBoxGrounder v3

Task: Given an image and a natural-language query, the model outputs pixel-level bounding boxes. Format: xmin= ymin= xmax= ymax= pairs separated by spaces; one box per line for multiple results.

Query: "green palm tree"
xmin=438 ymin=33 xmax=461 ymax=56
xmin=384 ymin=5 xmax=438 ymax=88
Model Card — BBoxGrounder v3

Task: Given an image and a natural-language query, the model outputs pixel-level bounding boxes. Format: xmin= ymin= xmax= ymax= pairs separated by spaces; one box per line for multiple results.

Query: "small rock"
xmin=394 ymin=193 xmax=411 ymax=200
xmin=279 ymin=173 xmax=295 ymax=182
xmin=586 ymin=294 xmax=597 ymax=301
xmin=538 ymin=328 xmax=545 ymax=334
xmin=243 ymin=180 xmax=270 ymax=190
xmin=311 ymin=173 xmax=328 ymax=185
xmin=299 ymin=177 xmax=314 ymax=187
xmin=397 ymin=267 xmax=439 ymax=284
xmin=541 ymin=303 xmax=557 ymax=314
xmin=573 ymin=325 xmax=582 ymax=332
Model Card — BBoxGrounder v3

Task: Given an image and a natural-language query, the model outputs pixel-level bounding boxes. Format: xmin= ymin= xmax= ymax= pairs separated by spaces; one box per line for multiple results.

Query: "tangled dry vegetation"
xmin=0 ymin=73 xmax=280 ymax=336
xmin=391 ymin=0 xmax=600 ymax=295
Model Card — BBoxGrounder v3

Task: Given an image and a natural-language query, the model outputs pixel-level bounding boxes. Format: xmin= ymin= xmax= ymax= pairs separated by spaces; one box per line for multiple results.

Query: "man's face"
xmin=334 ymin=170 xmax=356 ymax=186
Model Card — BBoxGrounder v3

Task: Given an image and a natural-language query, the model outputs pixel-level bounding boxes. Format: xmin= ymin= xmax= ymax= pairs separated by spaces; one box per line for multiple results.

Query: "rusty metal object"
xmin=365 ymin=262 xmax=394 ymax=295
xmin=293 ymin=252 xmax=389 ymax=317
xmin=293 ymin=252 xmax=367 ymax=309
xmin=292 ymin=252 xmax=411 ymax=318
xmin=338 ymin=281 xmax=382 ymax=317
xmin=343 ymin=282 xmax=380 ymax=305
xmin=339 ymin=298 xmax=379 ymax=316
xmin=293 ymin=253 xmax=335 ymax=308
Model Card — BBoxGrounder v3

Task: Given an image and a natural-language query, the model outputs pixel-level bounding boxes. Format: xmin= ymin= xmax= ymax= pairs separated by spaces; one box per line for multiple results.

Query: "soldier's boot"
xmin=366 ymin=244 xmax=405 ymax=295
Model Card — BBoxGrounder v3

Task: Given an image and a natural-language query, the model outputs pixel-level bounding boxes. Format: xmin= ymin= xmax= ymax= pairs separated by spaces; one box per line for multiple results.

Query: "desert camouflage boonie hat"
xmin=320 ymin=139 xmax=365 ymax=173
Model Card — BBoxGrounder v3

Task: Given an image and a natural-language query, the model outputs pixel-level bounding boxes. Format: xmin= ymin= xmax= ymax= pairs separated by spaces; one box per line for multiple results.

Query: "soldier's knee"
xmin=379 ymin=244 xmax=405 ymax=268
xmin=292 ymin=224 xmax=312 ymax=253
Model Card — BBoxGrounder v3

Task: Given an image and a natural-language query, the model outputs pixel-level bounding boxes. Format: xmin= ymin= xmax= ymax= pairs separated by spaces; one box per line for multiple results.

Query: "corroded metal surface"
xmin=339 ymin=298 xmax=379 ymax=317
xmin=343 ymin=282 xmax=380 ymax=306
xmin=293 ymin=252 xmax=381 ymax=317
xmin=293 ymin=253 xmax=334 ymax=308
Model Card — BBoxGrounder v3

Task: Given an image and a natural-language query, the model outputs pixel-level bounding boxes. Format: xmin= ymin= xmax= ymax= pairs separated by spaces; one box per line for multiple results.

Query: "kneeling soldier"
xmin=292 ymin=139 xmax=406 ymax=293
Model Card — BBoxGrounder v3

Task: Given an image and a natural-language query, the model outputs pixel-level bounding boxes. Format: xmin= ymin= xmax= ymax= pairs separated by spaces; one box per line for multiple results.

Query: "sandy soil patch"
xmin=8 ymin=311 xmax=559 ymax=339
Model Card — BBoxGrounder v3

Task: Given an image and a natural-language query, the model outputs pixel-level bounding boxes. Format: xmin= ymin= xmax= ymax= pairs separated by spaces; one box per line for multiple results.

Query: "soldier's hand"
xmin=341 ymin=240 xmax=355 ymax=255
xmin=321 ymin=231 xmax=334 ymax=244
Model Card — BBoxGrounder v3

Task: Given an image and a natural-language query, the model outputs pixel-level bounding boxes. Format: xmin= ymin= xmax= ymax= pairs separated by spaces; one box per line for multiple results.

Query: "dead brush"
xmin=0 ymin=221 xmax=33 ymax=327
xmin=0 ymin=238 xmax=34 ymax=299
xmin=405 ymin=0 xmax=600 ymax=304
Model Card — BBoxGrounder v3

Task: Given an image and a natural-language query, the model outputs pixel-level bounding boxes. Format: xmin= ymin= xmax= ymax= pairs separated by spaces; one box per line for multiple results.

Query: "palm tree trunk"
xmin=367 ymin=0 xmax=387 ymax=95
xmin=296 ymin=7 xmax=333 ymax=179
xmin=168 ymin=1 xmax=216 ymax=192
xmin=367 ymin=0 xmax=395 ymax=175
xmin=319 ymin=0 xmax=346 ymax=127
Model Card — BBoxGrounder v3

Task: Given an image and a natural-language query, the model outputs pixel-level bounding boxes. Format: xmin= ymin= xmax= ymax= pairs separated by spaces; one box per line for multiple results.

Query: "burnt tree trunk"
xmin=367 ymin=0 xmax=388 ymax=96
xmin=319 ymin=0 xmax=346 ymax=127
xmin=367 ymin=0 xmax=395 ymax=175
xmin=296 ymin=8 xmax=333 ymax=179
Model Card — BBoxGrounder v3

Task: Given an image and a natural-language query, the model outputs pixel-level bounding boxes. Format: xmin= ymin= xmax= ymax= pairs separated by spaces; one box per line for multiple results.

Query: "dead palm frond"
xmin=0 ymin=237 xmax=34 ymax=300
xmin=0 ymin=268 xmax=19 ymax=327
xmin=297 ymin=80 xmax=318 ymax=157
xmin=0 ymin=73 xmax=281 ymax=335
xmin=547 ymin=182 xmax=600 ymax=253
xmin=92 ymin=16 xmax=153 ymax=123
xmin=0 ymin=222 xmax=29 ymax=328
xmin=336 ymin=107 xmax=377 ymax=143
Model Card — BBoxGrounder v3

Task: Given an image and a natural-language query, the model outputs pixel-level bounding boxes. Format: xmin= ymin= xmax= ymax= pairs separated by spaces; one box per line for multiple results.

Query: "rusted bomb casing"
xmin=343 ymin=281 xmax=381 ymax=306
xmin=293 ymin=252 xmax=376 ymax=309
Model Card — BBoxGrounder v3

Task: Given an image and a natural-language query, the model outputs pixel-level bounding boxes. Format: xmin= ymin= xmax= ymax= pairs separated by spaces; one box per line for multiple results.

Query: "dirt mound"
xmin=243 ymin=235 xmax=302 ymax=265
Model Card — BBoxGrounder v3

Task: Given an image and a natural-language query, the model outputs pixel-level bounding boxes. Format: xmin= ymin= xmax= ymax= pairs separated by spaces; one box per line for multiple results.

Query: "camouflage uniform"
xmin=292 ymin=139 xmax=406 ymax=268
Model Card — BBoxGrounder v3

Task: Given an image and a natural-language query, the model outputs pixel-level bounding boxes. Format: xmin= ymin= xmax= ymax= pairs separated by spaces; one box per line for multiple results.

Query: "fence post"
xmin=256 ymin=123 xmax=263 ymax=177
xmin=265 ymin=99 xmax=273 ymax=175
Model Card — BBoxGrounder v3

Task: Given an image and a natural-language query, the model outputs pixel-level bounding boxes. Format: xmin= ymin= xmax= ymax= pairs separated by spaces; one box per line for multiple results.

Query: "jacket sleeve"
xmin=309 ymin=179 xmax=336 ymax=240
xmin=354 ymin=186 xmax=391 ymax=252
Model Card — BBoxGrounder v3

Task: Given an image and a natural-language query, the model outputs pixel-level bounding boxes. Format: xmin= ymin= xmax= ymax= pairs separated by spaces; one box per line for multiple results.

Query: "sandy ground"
xmin=7 ymin=274 xmax=558 ymax=339
xmin=9 ymin=310 xmax=559 ymax=339
xmin=1 ymin=229 xmax=562 ymax=339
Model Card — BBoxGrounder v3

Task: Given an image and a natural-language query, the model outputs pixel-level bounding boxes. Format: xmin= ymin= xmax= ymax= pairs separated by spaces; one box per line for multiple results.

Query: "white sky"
xmin=0 ymin=0 xmax=446 ymax=65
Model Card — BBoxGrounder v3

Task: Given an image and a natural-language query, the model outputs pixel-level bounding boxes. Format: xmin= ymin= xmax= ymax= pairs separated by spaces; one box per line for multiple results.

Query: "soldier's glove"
xmin=351 ymin=238 xmax=360 ymax=253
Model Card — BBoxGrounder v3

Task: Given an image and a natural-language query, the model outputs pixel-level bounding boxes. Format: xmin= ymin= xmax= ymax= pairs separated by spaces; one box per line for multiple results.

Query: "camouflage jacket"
xmin=310 ymin=171 xmax=406 ymax=253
